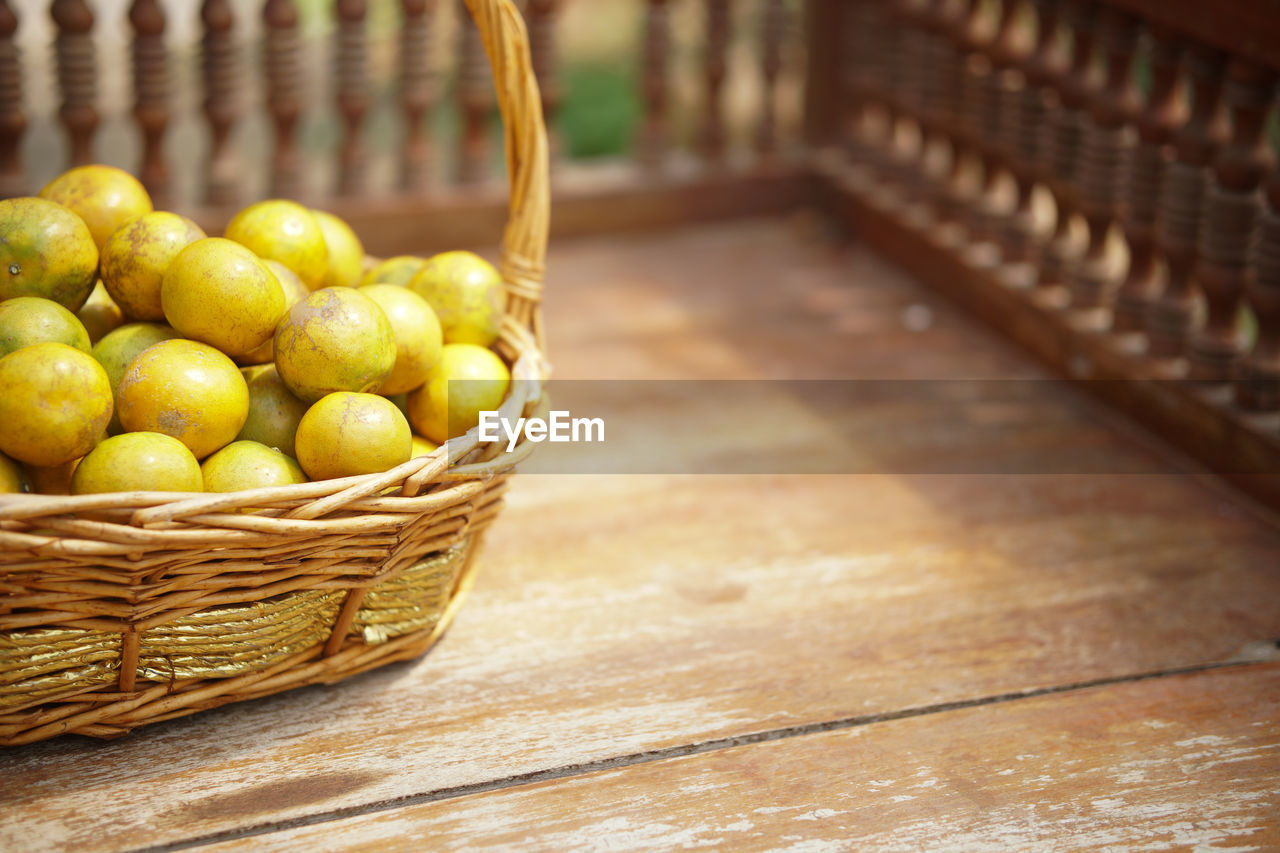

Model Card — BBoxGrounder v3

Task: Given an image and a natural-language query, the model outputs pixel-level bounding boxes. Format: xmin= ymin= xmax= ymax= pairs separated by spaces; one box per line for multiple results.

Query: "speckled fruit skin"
xmin=201 ymin=440 xmax=306 ymax=493
xmin=70 ymin=431 xmax=203 ymax=495
xmin=359 ymin=284 xmax=443 ymax=395
xmin=0 ymin=342 xmax=113 ymax=467
xmin=360 ymin=255 xmax=426 ymax=288
xmin=101 ymin=211 xmax=207 ymax=321
xmin=237 ymin=364 xmax=309 ymax=458
xmin=406 ymin=343 xmax=510 ymax=445
xmin=294 ymin=392 xmax=411 ymax=481
xmin=313 ymin=210 xmax=365 ymax=290
xmin=77 ymin=281 xmax=125 ymax=343
xmin=0 ymin=197 xmax=99 ymax=311
xmin=39 ymin=165 xmax=153 ymax=253
xmin=161 ymin=238 xmax=287 ymax=357
xmin=0 ymin=296 xmax=92 ymax=357
xmin=224 ymin=200 xmax=328 ymax=290
xmin=273 ymin=287 xmax=396 ymax=403
xmin=117 ymin=339 xmax=250 ymax=459
xmin=92 ymin=322 xmax=182 ymax=434
xmin=0 ymin=451 xmax=24 ymax=493
xmin=235 ymin=260 xmax=311 ymax=367
xmin=407 ymin=250 xmax=505 ymax=347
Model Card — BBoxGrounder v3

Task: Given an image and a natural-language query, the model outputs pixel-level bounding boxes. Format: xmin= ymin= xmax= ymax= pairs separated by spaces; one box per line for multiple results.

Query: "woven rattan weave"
xmin=0 ymin=0 xmax=549 ymax=746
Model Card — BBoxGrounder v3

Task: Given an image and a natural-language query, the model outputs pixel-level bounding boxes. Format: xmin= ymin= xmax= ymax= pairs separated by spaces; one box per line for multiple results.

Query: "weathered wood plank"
xmin=204 ymin=662 xmax=1280 ymax=852
xmin=1 ymin=223 xmax=1278 ymax=851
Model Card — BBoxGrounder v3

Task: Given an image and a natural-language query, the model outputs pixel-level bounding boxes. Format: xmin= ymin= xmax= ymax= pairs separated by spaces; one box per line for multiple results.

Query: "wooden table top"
xmin=3 ymin=219 xmax=1279 ymax=851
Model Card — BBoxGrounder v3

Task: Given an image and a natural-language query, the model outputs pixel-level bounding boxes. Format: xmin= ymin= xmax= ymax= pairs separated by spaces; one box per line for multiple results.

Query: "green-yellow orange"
xmin=360 ymin=284 xmax=442 ymax=395
xmin=117 ymin=338 xmax=249 ymax=459
xmin=237 ymin=363 xmax=309 ymax=458
xmin=201 ymin=440 xmax=306 ymax=494
xmin=77 ymin=281 xmax=125 ymax=343
xmin=100 ymin=211 xmax=206 ymax=321
xmin=0 ymin=342 xmax=113 ymax=466
xmin=225 ymin=199 xmax=328 ymax=290
xmin=294 ymin=392 xmax=411 ymax=481
xmin=39 ymin=164 xmax=153 ymax=253
xmin=0 ymin=296 xmax=91 ymax=357
xmin=406 ymin=343 xmax=510 ymax=445
xmin=92 ymin=322 xmax=182 ymax=434
xmin=0 ymin=450 xmax=24 ymax=493
xmin=70 ymin=431 xmax=202 ymax=494
xmin=360 ymin=255 xmax=426 ymax=288
xmin=273 ymin=287 xmax=396 ymax=403
xmin=313 ymin=210 xmax=365 ymax=290
xmin=408 ymin=250 xmax=505 ymax=346
xmin=161 ymin=238 xmax=286 ymax=357
xmin=0 ymin=196 xmax=99 ymax=310
xmin=234 ymin=260 xmax=310 ymax=367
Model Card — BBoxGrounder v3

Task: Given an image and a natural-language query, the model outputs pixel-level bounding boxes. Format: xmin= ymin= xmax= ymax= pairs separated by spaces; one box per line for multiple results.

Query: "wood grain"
xmin=1 ymin=222 xmax=1278 ymax=851
xmin=204 ymin=662 xmax=1280 ymax=851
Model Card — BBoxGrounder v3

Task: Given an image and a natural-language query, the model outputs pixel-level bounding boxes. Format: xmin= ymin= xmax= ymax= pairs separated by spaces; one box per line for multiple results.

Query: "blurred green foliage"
xmin=559 ymin=61 xmax=640 ymax=159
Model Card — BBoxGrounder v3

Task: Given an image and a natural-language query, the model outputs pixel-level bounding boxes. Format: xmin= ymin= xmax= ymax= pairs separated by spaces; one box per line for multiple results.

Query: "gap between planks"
xmin=128 ymin=653 xmax=1279 ymax=853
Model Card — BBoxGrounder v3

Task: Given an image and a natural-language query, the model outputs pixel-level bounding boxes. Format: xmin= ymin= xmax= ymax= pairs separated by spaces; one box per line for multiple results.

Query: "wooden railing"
xmin=0 ymin=0 xmax=808 ymax=228
xmin=813 ymin=0 xmax=1280 ymax=505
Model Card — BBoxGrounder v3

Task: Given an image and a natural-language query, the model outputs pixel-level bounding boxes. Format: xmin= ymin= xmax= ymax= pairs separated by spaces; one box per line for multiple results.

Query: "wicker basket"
xmin=0 ymin=0 xmax=549 ymax=747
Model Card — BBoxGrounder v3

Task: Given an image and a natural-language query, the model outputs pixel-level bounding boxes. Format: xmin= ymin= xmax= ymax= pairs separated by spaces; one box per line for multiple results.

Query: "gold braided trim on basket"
xmin=351 ymin=541 xmax=470 ymax=645
xmin=0 ymin=543 xmax=471 ymax=707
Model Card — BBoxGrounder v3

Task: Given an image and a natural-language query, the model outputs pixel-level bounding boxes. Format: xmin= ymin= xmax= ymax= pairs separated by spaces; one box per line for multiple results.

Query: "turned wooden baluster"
xmin=1147 ymin=46 xmax=1228 ymax=365
xmin=1112 ymin=27 xmax=1184 ymax=335
xmin=201 ymin=0 xmax=241 ymax=206
xmin=400 ymin=0 xmax=435 ymax=192
xmin=975 ymin=0 xmax=1025 ymax=254
xmin=638 ymin=0 xmax=670 ymax=169
xmin=1035 ymin=0 xmax=1095 ymax=297
xmin=527 ymin=0 xmax=561 ymax=160
xmin=701 ymin=0 xmax=730 ymax=165
xmin=1188 ymin=62 xmax=1278 ymax=380
xmin=336 ymin=0 xmax=370 ymax=196
xmin=756 ymin=0 xmax=785 ymax=158
xmin=916 ymin=0 xmax=952 ymax=192
xmin=862 ymin=0 xmax=904 ymax=187
xmin=130 ymin=0 xmax=169 ymax=205
xmin=263 ymin=0 xmax=302 ymax=199
xmin=1238 ymin=161 xmax=1280 ymax=410
xmin=995 ymin=0 xmax=1039 ymax=268
xmin=52 ymin=0 xmax=97 ymax=168
xmin=839 ymin=0 xmax=873 ymax=166
xmin=1020 ymin=0 xmax=1065 ymax=277
xmin=0 ymin=0 xmax=24 ymax=198
xmin=940 ymin=0 xmax=987 ymax=229
xmin=1069 ymin=8 xmax=1138 ymax=322
xmin=457 ymin=0 xmax=491 ymax=184
xmin=888 ymin=0 xmax=930 ymax=205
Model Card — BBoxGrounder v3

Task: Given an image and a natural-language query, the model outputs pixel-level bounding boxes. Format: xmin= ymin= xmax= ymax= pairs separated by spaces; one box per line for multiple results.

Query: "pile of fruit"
xmin=0 ymin=165 xmax=513 ymax=497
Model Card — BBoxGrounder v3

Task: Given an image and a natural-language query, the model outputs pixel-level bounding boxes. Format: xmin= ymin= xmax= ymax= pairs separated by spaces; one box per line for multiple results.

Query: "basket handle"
xmin=466 ymin=0 xmax=550 ymax=356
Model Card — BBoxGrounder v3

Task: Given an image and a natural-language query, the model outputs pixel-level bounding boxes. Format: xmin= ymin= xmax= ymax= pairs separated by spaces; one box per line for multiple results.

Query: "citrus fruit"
xmin=0 ymin=196 xmax=99 ymax=310
xmin=406 ymin=343 xmax=510 ymax=444
xmin=359 ymin=284 xmax=442 ymax=395
xmin=92 ymin=322 xmax=182 ymax=434
xmin=0 ymin=342 xmax=113 ymax=466
xmin=0 ymin=296 xmax=91 ymax=357
xmin=201 ymin=439 xmax=306 ymax=494
xmin=100 ymin=210 xmax=206 ymax=321
xmin=313 ymin=209 xmax=365 ymax=290
xmin=411 ymin=435 xmax=438 ymax=458
xmin=117 ymin=339 xmax=249 ymax=459
xmin=0 ymin=450 xmax=24 ymax=493
xmin=273 ymin=287 xmax=396 ymax=403
xmin=294 ymin=391 xmax=411 ymax=481
xmin=237 ymin=363 xmax=309 ymax=458
xmin=70 ymin=431 xmax=203 ymax=494
xmin=23 ymin=458 xmax=81 ymax=495
xmin=161 ymin=237 xmax=286 ymax=356
xmin=235 ymin=260 xmax=310 ymax=366
xmin=407 ymin=250 xmax=505 ymax=346
xmin=360 ymin=255 xmax=426 ymax=288
xmin=39 ymin=164 xmax=153 ymax=253
xmin=77 ymin=281 xmax=124 ymax=343
xmin=224 ymin=199 xmax=328 ymax=290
